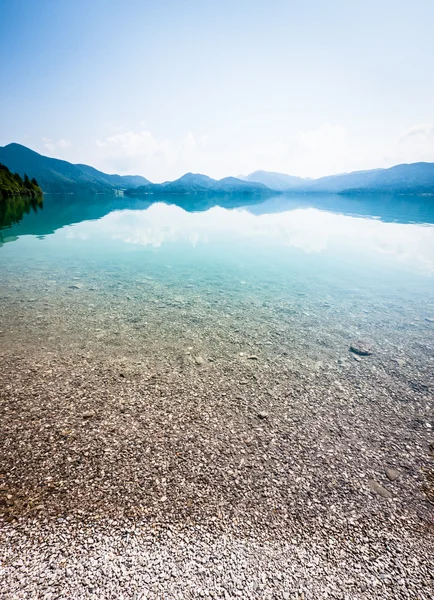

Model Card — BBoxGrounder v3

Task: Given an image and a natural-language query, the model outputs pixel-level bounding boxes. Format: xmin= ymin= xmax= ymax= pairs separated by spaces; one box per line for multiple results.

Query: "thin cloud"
xmin=399 ymin=124 xmax=434 ymax=143
xmin=95 ymin=129 xmax=206 ymax=180
xmin=42 ymin=137 xmax=72 ymax=153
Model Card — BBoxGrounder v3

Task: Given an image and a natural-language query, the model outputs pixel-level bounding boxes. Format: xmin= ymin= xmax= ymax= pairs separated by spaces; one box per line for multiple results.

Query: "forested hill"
xmin=0 ymin=163 xmax=43 ymax=200
xmin=0 ymin=143 xmax=149 ymax=194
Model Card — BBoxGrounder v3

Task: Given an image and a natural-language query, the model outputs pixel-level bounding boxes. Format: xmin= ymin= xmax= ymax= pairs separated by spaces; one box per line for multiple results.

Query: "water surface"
xmin=1 ymin=193 xmax=434 ymax=372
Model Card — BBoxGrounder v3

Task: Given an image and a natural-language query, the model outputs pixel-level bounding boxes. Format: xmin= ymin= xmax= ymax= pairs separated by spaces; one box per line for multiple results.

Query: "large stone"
xmin=350 ymin=340 xmax=373 ymax=356
xmin=368 ymin=479 xmax=392 ymax=498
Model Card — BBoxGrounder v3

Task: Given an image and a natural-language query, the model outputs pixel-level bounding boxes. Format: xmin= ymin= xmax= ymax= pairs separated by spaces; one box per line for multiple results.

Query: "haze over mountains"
xmin=1 ymin=143 xmax=434 ymax=197
xmin=242 ymin=164 xmax=434 ymax=194
xmin=241 ymin=171 xmax=308 ymax=191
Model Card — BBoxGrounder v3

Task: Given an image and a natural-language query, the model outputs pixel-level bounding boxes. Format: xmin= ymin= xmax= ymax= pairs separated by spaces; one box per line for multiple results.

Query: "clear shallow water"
xmin=1 ymin=191 xmax=434 ymax=540
xmin=1 ymin=193 xmax=434 ymax=370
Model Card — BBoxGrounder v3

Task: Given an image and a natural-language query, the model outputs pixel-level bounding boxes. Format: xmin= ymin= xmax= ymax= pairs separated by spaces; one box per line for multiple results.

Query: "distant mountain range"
xmin=241 ymin=171 xmax=308 ymax=191
xmin=1 ymin=142 xmax=434 ymax=197
xmin=241 ymin=164 xmax=434 ymax=194
xmin=0 ymin=143 xmax=150 ymax=194
xmin=124 ymin=172 xmax=272 ymax=196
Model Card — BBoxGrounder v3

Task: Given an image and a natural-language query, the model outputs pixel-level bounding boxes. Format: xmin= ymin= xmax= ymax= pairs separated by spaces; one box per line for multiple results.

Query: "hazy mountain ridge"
xmin=125 ymin=173 xmax=273 ymax=196
xmin=242 ymin=163 xmax=434 ymax=194
xmin=241 ymin=170 xmax=307 ymax=191
xmin=0 ymin=143 xmax=149 ymax=194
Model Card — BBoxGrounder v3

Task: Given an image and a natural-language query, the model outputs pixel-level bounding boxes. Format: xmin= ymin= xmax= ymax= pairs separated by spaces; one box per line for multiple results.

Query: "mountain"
xmin=0 ymin=143 xmax=150 ymax=194
xmin=240 ymin=170 xmax=307 ymax=191
xmin=307 ymin=162 xmax=434 ymax=194
xmin=74 ymin=164 xmax=150 ymax=190
xmin=125 ymin=172 xmax=274 ymax=196
xmin=243 ymin=163 xmax=434 ymax=194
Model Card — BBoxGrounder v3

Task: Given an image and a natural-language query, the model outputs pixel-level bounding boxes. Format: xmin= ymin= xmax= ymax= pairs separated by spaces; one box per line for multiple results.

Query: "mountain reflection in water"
xmin=1 ymin=193 xmax=434 ymax=280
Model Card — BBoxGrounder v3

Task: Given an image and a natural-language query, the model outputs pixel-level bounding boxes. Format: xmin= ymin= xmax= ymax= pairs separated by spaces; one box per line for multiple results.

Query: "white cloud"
xmin=396 ymin=123 xmax=434 ymax=163
xmin=230 ymin=123 xmax=350 ymax=179
xmin=399 ymin=124 xmax=434 ymax=140
xmin=94 ymin=129 xmax=207 ymax=180
xmin=97 ymin=130 xmax=160 ymax=156
xmin=42 ymin=137 xmax=72 ymax=153
xmin=42 ymin=137 xmax=55 ymax=152
xmin=299 ymin=123 xmax=347 ymax=152
xmin=57 ymin=139 xmax=71 ymax=149
xmin=294 ymin=123 xmax=349 ymax=176
xmin=38 ymin=121 xmax=434 ymax=182
xmin=183 ymin=131 xmax=196 ymax=150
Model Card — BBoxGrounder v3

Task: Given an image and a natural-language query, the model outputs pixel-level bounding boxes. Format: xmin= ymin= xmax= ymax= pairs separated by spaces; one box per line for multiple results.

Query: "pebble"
xmin=385 ymin=468 xmax=399 ymax=481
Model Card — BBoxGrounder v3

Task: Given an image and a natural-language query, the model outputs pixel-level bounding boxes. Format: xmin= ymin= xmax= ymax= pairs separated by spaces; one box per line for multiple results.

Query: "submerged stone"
xmin=349 ymin=341 xmax=373 ymax=356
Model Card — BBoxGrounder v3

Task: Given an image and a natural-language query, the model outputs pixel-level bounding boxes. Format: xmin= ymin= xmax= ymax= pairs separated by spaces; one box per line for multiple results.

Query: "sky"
xmin=1 ymin=0 xmax=434 ymax=182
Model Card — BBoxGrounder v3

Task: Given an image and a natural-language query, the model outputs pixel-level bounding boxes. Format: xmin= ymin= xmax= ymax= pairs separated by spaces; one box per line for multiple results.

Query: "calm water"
xmin=1 ymin=192 xmax=434 ymax=369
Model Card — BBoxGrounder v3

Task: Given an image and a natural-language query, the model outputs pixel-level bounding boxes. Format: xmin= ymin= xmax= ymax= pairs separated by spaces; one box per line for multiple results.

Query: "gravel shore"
xmin=1 ymin=342 xmax=433 ymax=599
xmin=0 ymin=262 xmax=433 ymax=599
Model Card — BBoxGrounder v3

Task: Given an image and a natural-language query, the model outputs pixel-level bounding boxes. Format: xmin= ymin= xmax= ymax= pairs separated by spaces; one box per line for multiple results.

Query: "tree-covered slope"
xmin=0 ymin=163 xmax=43 ymax=200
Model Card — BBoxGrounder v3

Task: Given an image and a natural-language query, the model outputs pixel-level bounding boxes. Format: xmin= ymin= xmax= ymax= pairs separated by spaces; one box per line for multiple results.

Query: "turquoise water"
xmin=1 ymin=193 xmax=434 ymax=369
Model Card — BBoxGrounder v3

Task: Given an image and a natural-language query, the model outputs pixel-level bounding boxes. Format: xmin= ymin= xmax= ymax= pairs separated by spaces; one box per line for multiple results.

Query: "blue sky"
xmin=1 ymin=0 xmax=434 ymax=181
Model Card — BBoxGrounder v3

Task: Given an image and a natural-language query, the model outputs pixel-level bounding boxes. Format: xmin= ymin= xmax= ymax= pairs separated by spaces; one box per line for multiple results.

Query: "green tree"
xmin=23 ymin=173 xmax=32 ymax=189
